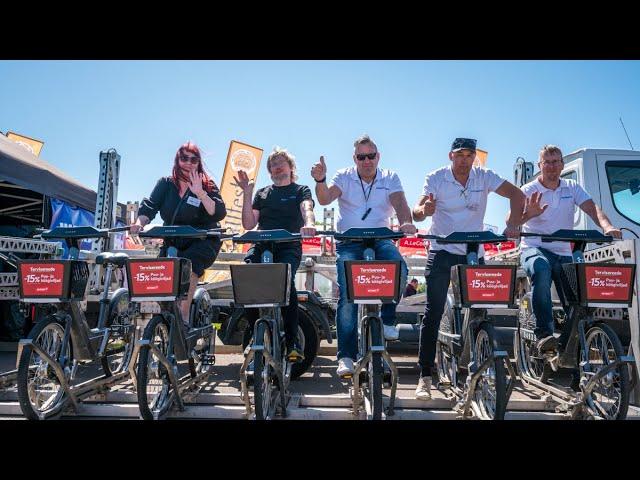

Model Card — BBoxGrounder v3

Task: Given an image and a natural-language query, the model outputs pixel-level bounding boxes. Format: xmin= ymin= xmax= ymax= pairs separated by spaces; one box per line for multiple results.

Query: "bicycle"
xmin=10 ymin=226 xmax=135 ymax=420
xmin=319 ymin=227 xmax=403 ymax=420
xmin=418 ymin=231 xmax=518 ymax=420
xmin=231 ymin=228 xmax=304 ymax=420
xmin=514 ymin=229 xmax=636 ymax=419
xmin=129 ymin=225 xmax=231 ymax=420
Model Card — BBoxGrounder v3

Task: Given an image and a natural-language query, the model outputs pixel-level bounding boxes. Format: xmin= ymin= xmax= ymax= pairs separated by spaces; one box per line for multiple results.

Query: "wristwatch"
xmin=314 ymin=177 xmax=326 ymax=183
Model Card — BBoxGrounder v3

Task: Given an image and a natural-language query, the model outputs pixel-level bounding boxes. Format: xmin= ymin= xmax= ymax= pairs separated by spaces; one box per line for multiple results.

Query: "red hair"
xmin=171 ymin=141 xmax=217 ymax=193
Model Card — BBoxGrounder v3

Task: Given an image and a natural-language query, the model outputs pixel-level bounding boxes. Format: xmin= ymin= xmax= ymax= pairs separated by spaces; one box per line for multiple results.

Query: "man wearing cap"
xmin=411 ymin=137 xmax=525 ymax=400
xmin=312 ymin=134 xmax=417 ymax=378
xmin=515 ymin=145 xmax=622 ymax=356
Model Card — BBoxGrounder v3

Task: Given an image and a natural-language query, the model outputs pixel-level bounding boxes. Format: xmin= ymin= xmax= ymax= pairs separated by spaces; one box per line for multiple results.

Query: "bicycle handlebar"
xmin=232 ymin=229 xmax=302 ymax=244
xmin=318 ymin=227 xmax=406 ymax=242
xmin=417 ymin=231 xmax=509 ymax=244
xmin=520 ymin=229 xmax=613 ymax=244
xmin=138 ymin=225 xmax=227 ymax=240
xmin=40 ymin=225 xmax=132 ymax=240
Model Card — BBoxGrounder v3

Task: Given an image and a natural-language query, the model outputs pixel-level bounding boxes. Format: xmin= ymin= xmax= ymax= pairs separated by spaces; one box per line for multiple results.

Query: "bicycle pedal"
xmin=201 ymin=354 xmax=216 ymax=366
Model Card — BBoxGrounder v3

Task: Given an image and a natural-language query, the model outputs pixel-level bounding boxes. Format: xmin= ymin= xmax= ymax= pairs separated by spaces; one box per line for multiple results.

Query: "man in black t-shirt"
xmin=234 ymin=147 xmax=316 ymax=362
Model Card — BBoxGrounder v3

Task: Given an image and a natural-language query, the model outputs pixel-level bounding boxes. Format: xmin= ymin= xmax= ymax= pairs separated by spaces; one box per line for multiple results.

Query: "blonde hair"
xmin=538 ymin=144 xmax=564 ymax=163
xmin=267 ymin=146 xmax=298 ymax=182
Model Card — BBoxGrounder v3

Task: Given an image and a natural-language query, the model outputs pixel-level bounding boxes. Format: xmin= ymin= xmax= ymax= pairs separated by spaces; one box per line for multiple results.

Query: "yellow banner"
xmin=219 ymin=140 xmax=263 ymax=240
xmin=474 ymin=148 xmax=488 ymax=167
xmin=6 ymin=131 xmax=45 ymax=157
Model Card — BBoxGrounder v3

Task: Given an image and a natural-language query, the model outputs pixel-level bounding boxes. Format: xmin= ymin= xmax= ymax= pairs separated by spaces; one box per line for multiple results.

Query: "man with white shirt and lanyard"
xmin=312 ymin=134 xmax=417 ymax=378
xmin=516 ymin=144 xmax=622 ymax=355
xmin=412 ymin=137 xmax=525 ymax=400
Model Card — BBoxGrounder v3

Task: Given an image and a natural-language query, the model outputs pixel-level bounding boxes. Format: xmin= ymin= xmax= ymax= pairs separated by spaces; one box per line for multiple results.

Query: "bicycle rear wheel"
xmin=582 ymin=323 xmax=630 ymax=420
xmin=365 ymin=317 xmax=384 ymax=420
xmin=253 ymin=321 xmax=276 ymax=420
xmin=136 ymin=315 xmax=172 ymax=420
xmin=471 ymin=323 xmax=507 ymax=420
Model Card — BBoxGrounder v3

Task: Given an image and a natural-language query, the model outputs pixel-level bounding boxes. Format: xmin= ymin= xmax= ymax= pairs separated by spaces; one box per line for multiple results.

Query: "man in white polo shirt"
xmin=312 ymin=134 xmax=417 ymax=378
xmin=518 ymin=144 xmax=621 ymax=354
xmin=411 ymin=137 xmax=525 ymax=400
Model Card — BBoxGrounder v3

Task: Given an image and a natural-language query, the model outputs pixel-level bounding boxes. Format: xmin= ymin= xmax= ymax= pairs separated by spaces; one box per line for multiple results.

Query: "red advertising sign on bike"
xmin=585 ymin=265 xmax=634 ymax=302
xmin=348 ymin=262 xmax=398 ymax=299
xmin=128 ymin=260 xmax=176 ymax=296
xmin=19 ymin=262 xmax=66 ymax=297
xmin=465 ymin=267 xmax=514 ymax=303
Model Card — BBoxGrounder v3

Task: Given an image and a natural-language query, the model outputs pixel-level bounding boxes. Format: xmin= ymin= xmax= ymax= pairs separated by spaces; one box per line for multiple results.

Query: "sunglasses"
xmin=179 ymin=156 xmax=200 ymax=164
xmin=356 ymin=153 xmax=377 ymax=161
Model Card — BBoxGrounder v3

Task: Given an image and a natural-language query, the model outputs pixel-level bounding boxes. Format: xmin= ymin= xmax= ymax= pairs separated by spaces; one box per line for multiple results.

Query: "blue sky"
xmin=1 ymin=60 xmax=639 ymax=229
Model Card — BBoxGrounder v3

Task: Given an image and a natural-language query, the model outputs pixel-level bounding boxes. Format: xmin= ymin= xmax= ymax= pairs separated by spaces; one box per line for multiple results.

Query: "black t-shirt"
xmin=138 ymin=177 xmax=227 ymax=229
xmin=252 ymin=183 xmax=313 ymax=233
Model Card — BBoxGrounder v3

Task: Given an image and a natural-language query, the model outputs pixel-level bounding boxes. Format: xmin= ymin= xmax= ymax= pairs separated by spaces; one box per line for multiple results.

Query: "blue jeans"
xmin=335 ymin=239 xmax=408 ymax=361
xmin=521 ymin=247 xmax=572 ymax=341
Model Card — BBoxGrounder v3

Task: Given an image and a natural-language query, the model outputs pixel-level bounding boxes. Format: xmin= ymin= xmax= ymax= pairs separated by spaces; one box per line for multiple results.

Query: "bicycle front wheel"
xmin=471 ymin=323 xmax=507 ymax=420
xmin=136 ymin=315 xmax=172 ymax=420
xmin=253 ymin=321 xmax=276 ymax=420
xmin=17 ymin=315 xmax=71 ymax=420
xmin=365 ymin=317 xmax=384 ymax=420
xmin=582 ymin=323 xmax=630 ymax=420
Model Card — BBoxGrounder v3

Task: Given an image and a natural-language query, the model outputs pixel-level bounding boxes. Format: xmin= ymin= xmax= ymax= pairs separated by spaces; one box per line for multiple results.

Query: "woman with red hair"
xmin=131 ymin=142 xmax=227 ymax=324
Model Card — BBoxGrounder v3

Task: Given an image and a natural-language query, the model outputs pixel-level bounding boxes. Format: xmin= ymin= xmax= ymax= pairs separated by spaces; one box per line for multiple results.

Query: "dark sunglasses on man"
xmin=355 ymin=153 xmax=377 ymax=161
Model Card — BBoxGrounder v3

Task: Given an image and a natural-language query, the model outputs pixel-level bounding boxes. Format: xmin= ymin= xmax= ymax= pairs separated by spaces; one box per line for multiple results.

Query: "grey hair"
xmin=353 ymin=134 xmax=378 ymax=151
xmin=267 ymin=146 xmax=298 ymax=182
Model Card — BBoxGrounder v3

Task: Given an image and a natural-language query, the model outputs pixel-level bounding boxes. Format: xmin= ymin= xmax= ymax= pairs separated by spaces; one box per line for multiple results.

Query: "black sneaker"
xmin=536 ymin=335 xmax=558 ymax=353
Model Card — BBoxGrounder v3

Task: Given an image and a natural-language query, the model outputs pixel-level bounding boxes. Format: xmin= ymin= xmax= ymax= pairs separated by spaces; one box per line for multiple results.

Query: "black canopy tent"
xmin=0 ymin=134 xmax=125 ymax=227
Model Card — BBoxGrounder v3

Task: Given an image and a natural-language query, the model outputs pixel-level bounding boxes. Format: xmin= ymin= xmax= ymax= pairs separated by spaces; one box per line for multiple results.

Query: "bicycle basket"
xmin=561 ymin=263 xmax=636 ymax=307
xmin=125 ymin=257 xmax=191 ymax=301
xmin=17 ymin=259 xmax=89 ymax=302
xmin=451 ymin=264 xmax=517 ymax=308
xmin=344 ymin=260 xmax=402 ymax=304
xmin=229 ymin=263 xmax=291 ymax=307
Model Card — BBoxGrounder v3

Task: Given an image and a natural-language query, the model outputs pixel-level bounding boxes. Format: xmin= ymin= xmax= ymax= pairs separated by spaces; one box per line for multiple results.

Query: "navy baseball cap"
xmin=451 ymin=138 xmax=477 ymax=152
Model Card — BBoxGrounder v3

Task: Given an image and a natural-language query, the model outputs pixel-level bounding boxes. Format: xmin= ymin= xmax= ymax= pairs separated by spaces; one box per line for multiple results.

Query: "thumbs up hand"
xmin=422 ymin=192 xmax=436 ymax=216
xmin=311 ymin=156 xmax=327 ymax=181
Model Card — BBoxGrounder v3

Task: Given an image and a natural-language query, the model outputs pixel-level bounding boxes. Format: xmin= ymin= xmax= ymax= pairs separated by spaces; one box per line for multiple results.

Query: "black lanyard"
xmin=358 ymin=171 xmax=377 ymax=205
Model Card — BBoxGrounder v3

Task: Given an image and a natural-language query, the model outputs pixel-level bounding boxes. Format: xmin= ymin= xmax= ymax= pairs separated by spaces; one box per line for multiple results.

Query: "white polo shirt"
xmin=520 ymin=177 xmax=592 ymax=256
xmin=422 ymin=165 xmax=506 ymax=256
xmin=329 ymin=167 xmax=404 ymax=232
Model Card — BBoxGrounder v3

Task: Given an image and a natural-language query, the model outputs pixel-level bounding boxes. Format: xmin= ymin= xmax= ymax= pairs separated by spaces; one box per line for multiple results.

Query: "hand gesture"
xmin=311 ymin=156 xmax=327 ymax=181
xmin=422 ymin=193 xmax=436 ymax=216
xmin=399 ymin=223 xmax=417 ymax=235
xmin=300 ymin=225 xmax=317 ymax=238
xmin=233 ymin=170 xmax=254 ymax=194
xmin=130 ymin=223 xmax=143 ymax=234
xmin=189 ymin=170 xmax=205 ymax=197
xmin=604 ymin=226 xmax=622 ymax=239
xmin=524 ymin=191 xmax=548 ymax=219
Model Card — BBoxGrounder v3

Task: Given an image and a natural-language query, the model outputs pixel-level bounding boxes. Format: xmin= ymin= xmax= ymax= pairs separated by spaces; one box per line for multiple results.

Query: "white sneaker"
xmin=383 ymin=324 xmax=400 ymax=341
xmin=336 ymin=358 xmax=355 ymax=378
xmin=415 ymin=376 xmax=432 ymax=400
